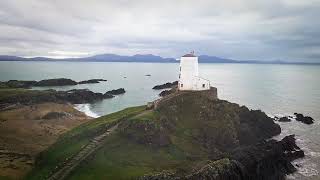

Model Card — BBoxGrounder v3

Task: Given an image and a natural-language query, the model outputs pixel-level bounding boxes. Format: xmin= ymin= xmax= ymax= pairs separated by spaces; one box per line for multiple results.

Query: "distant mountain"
xmin=78 ymin=54 xmax=176 ymax=63
xmin=0 ymin=55 xmax=25 ymax=61
xmin=198 ymin=55 xmax=237 ymax=63
xmin=0 ymin=54 xmax=318 ymax=65
xmin=0 ymin=54 xmax=176 ymax=63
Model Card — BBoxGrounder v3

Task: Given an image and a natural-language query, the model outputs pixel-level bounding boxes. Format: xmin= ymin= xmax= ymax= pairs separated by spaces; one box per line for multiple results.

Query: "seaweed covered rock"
xmin=55 ymin=89 xmax=106 ymax=103
xmin=278 ymin=116 xmax=291 ymax=122
xmin=78 ymin=79 xmax=107 ymax=84
xmin=105 ymin=88 xmax=126 ymax=95
xmin=34 ymin=78 xmax=77 ymax=86
xmin=152 ymin=81 xmax=178 ymax=90
xmin=294 ymin=113 xmax=314 ymax=124
xmin=0 ymin=88 xmax=115 ymax=107
xmin=3 ymin=80 xmax=37 ymax=88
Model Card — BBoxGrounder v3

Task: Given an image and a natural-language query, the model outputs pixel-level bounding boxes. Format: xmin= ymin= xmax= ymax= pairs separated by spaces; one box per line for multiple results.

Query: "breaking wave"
xmin=74 ymin=104 xmax=100 ymax=118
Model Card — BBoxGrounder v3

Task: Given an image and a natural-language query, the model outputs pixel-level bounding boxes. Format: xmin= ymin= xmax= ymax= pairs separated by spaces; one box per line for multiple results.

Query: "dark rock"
xmin=34 ymin=78 xmax=77 ymax=86
xmin=303 ymin=116 xmax=314 ymax=124
xmin=159 ymin=90 xmax=172 ymax=97
xmin=103 ymin=93 xmax=114 ymax=99
xmin=78 ymin=79 xmax=107 ymax=84
xmin=56 ymin=89 xmax=106 ymax=104
xmin=140 ymin=135 xmax=304 ymax=180
xmin=105 ymin=88 xmax=126 ymax=95
xmin=152 ymin=81 xmax=178 ymax=90
xmin=278 ymin=116 xmax=291 ymax=122
xmin=4 ymin=80 xmax=37 ymax=88
xmin=0 ymin=89 xmax=113 ymax=106
xmin=237 ymin=108 xmax=281 ymax=145
xmin=294 ymin=113 xmax=314 ymax=124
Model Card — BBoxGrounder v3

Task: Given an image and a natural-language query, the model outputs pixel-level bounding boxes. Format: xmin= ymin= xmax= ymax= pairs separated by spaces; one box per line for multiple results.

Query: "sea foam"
xmin=74 ymin=104 xmax=100 ymax=118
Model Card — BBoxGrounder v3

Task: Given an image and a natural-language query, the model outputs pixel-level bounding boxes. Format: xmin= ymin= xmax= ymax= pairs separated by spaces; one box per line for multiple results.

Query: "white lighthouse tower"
xmin=178 ymin=52 xmax=210 ymax=91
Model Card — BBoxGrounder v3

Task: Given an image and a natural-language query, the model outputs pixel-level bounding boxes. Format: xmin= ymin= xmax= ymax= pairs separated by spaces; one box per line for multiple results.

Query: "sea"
xmin=0 ymin=61 xmax=319 ymax=179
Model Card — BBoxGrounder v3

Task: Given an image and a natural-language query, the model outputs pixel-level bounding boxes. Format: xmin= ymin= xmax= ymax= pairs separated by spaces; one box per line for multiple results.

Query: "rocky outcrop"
xmin=55 ymin=89 xmax=107 ymax=104
xmin=152 ymin=81 xmax=178 ymax=90
xmin=1 ymin=78 xmax=107 ymax=88
xmin=78 ymin=79 xmax=107 ymax=84
xmin=0 ymin=89 xmax=115 ymax=107
xmin=34 ymin=78 xmax=78 ymax=87
xmin=140 ymin=135 xmax=304 ymax=180
xmin=294 ymin=113 xmax=314 ymax=124
xmin=274 ymin=113 xmax=314 ymax=124
xmin=159 ymin=90 xmax=172 ymax=97
xmin=2 ymin=80 xmax=37 ymax=88
xmin=105 ymin=88 xmax=126 ymax=95
xmin=121 ymin=89 xmax=280 ymax=151
xmin=278 ymin=116 xmax=291 ymax=122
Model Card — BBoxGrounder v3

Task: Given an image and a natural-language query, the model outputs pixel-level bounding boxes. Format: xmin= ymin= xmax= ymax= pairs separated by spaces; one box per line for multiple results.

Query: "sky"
xmin=0 ymin=0 xmax=320 ymax=62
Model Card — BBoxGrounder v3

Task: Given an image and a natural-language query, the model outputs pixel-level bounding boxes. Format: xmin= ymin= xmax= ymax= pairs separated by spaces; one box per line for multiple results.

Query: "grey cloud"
xmin=0 ymin=0 xmax=319 ymax=62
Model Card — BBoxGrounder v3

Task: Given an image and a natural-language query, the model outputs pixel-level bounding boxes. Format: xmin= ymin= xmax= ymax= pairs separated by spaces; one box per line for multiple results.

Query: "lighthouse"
xmin=178 ymin=52 xmax=210 ymax=91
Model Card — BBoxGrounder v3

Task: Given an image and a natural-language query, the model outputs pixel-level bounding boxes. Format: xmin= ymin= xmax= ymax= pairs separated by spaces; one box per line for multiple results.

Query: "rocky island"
xmin=23 ymin=87 xmax=304 ymax=180
xmin=0 ymin=78 xmax=108 ymax=89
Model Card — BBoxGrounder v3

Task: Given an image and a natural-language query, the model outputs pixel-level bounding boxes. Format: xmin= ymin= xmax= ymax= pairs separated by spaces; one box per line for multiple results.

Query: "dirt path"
xmin=47 ymin=124 xmax=119 ymax=180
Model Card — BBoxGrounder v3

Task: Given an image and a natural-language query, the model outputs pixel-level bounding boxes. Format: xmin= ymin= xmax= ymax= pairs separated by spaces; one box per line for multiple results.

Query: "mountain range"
xmin=0 ymin=54 xmax=318 ymax=65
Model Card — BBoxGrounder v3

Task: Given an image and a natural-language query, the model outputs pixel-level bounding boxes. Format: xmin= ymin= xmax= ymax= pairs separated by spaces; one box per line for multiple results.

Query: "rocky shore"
xmin=152 ymin=81 xmax=178 ymax=90
xmin=0 ymin=88 xmax=126 ymax=109
xmin=140 ymin=135 xmax=304 ymax=180
xmin=0 ymin=78 xmax=108 ymax=88
xmin=0 ymin=85 xmax=307 ymax=180
xmin=116 ymin=88 xmax=303 ymax=179
xmin=274 ymin=113 xmax=315 ymax=125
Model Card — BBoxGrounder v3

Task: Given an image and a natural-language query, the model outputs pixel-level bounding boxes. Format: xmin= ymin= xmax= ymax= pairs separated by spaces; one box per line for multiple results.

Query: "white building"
xmin=178 ymin=52 xmax=210 ymax=91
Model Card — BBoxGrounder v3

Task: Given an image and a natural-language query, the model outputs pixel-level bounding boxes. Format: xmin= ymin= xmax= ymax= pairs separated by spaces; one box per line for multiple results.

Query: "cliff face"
xmin=29 ymin=88 xmax=301 ymax=180
xmin=140 ymin=135 xmax=303 ymax=180
xmin=121 ymin=89 xmax=281 ymax=157
xmin=117 ymin=89 xmax=303 ymax=180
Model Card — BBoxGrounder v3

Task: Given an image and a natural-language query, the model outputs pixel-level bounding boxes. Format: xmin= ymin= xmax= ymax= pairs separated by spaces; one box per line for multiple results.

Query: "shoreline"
xmin=74 ymin=104 xmax=100 ymax=118
xmin=0 ymin=102 xmax=91 ymax=179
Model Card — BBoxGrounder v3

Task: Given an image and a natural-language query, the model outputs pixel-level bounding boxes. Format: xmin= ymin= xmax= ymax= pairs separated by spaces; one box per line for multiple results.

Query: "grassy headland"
xmin=26 ymin=89 xmax=288 ymax=180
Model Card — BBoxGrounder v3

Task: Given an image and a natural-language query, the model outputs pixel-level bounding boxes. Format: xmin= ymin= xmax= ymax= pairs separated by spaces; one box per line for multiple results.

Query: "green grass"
xmin=0 ymin=88 xmax=51 ymax=101
xmin=67 ymin=134 xmax=190 ymax=180
xmin=129 ymin=110 xmax=158 ymax=121
xmin=25 ymin=105 xmax=146 ymax=180
xmin=0 ymin=176 xmax=13 ymax=180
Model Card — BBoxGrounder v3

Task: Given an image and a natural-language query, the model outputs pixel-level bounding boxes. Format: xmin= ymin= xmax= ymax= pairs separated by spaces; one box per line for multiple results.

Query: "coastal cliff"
xmin=25 ymin=87 xmax=303 ymax=180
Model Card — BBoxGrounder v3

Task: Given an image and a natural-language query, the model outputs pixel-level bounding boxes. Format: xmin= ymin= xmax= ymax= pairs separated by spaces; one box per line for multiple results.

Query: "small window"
xmin=180 ymin=67 xmax=181 ymax=71
xmin=179 ymin=74 xmax=181 ymax=79
xmin=181 ymin=84 xmax=183 ymax=87
xmin=202 ymin=84 xmax=205 ymax=88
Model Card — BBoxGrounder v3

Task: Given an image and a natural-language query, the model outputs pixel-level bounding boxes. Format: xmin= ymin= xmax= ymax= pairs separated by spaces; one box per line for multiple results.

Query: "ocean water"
xmin=0 ymin=61 xmax=319 ymax=179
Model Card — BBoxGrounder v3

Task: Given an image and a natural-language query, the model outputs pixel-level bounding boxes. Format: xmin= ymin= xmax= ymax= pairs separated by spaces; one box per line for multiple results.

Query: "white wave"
xmin=296 ymin=160 xmax=319 ymax=177
xmin=74 ymin=104 xmax=100 ymax=118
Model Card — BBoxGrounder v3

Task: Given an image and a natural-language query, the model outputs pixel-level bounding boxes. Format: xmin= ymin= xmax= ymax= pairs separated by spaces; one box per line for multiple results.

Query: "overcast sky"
xmin=0 ymin=0 xmax=319 ymax=62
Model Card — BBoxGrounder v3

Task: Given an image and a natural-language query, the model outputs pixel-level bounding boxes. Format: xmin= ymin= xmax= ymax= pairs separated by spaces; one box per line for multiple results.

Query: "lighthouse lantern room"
xmin=178 ymin=52 xmax=210 ymax=91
